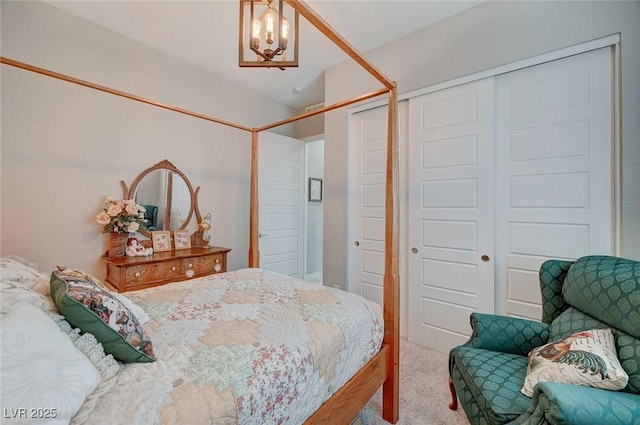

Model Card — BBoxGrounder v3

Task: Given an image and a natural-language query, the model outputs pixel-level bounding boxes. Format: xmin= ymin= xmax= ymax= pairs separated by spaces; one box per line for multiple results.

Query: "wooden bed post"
xmin=248 ymin=129 xmax=260 ymax=267
xmin=382 ymin=85 xmax=400 ymax=423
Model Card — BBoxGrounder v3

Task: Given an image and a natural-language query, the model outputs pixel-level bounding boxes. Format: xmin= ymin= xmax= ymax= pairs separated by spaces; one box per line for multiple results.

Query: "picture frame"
xmin=151 ymin=230 xmax=172 ymax=252
xmin=173 ymin=230 xmax=192 ymax=250
xmin=309 ymin=177 xmax=323 ymax=202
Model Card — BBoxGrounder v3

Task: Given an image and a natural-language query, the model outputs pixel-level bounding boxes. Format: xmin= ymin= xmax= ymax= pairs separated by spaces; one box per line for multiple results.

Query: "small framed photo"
xmin=151 ymin=230 xmax=172 ymax=252
xmin=173 ymin=230 xmax=191 ymax=250
xmin=309 ymin=177 xmax=323 ymax=202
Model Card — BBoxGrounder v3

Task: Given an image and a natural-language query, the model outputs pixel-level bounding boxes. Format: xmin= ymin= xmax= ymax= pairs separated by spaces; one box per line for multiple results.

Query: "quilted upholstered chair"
xmin=143 ymin=204 xmax=158 ymax=231
xmin=448 ymin=255 xmax=640 ymax=425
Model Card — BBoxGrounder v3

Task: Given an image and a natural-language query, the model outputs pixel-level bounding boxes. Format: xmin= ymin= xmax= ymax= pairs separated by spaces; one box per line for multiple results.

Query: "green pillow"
xmin=50 ymin=271 xmax=155 ymax=363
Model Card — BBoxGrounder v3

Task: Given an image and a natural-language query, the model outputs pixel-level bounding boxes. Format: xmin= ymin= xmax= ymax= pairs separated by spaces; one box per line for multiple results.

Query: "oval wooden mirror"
xmin=121 ymin=160 xmax=202 ymax=239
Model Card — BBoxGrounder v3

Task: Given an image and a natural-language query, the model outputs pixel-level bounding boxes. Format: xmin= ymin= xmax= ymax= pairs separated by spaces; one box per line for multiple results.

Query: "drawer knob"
xmin=188 ymin=263 xmax=193 ymax=268
xmin=171 ymin=266 xmax=177 ymax=272
xmin=134 ymin=272 xmax=141 ymax=278
xmin=214 ymin=263 xmax=222 ymax=273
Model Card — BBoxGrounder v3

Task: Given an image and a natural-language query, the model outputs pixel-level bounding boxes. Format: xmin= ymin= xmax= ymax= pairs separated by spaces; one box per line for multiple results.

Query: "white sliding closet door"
xmin=495 ymin=47 xmax=613 ymax=320
xmin=351 ymin=106 xmax=388 ymax=304
xmin=350 ymin=103 xmax=409 ymax=336
xmin=258 ymin=132 xmax=305 ymax=278
xmin=350 ymin=46 xmax=614 ymax=354
xmin=408 ymin=78 xmax=495 ymax=352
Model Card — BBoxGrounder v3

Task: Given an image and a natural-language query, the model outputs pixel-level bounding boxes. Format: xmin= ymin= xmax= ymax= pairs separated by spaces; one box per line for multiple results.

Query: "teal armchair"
xmin=142 ymin=204 xmax=158 ymax=231
xmin=448 ymin=256 xmax=640 ymax=425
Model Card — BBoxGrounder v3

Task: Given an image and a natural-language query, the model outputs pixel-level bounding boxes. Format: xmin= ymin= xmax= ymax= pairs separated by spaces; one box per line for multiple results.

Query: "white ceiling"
xmin=45 ymin=1 xmax=481 ymax=109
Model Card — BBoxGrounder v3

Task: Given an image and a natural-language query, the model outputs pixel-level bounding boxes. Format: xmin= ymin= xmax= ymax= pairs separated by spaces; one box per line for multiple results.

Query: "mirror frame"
xmin=121 ymin=159 xmax=202 ymax=239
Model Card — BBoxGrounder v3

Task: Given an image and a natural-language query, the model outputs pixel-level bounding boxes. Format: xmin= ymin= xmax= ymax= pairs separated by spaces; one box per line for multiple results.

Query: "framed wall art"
xmin=173 ymin=230 xmax=191 ymax=250
xmin=151 ymin=230 xmax=172 ymax=252
xmin=309 ymin=178 xmax=323 ymax=202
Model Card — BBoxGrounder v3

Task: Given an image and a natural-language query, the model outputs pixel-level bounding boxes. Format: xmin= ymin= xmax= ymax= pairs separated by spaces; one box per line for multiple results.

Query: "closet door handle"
xmin=481 ymin=255 xmax=490 ymax=262
xmin=411 ymin=247 xmax=418 ymax=254
xmin=354 ymin=241 xmax=360 ymax=247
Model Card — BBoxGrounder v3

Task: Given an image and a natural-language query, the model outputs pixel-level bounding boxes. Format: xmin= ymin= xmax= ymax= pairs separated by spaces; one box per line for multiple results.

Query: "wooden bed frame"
xmin=0 ymin=1 xmax=400 ymax=423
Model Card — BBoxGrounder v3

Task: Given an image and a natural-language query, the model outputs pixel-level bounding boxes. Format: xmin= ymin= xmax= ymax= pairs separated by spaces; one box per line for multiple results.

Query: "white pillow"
xmin=0 ymin=304 xmax=100 ymax=424
xmin=522 ymin=328 xmax=629 ymax=397
xmin=0 ymin=281 xmax=57 ymax=319
xmin=0 ymin=256 xmax=50 ymax=294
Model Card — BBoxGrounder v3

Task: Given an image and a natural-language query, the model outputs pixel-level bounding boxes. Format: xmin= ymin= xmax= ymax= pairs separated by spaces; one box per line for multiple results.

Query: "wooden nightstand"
xmin=103 ymin=246 xmax=231 ymax=292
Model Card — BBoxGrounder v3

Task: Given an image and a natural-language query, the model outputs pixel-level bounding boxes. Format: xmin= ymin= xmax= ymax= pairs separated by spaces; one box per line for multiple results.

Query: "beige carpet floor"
xmin=359 ymin=339 xmax=470 ymax=425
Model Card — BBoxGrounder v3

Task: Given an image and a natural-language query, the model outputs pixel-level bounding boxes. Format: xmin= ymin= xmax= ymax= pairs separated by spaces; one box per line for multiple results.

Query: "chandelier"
xmin=239 ymin=0 xmax=299 ymax=69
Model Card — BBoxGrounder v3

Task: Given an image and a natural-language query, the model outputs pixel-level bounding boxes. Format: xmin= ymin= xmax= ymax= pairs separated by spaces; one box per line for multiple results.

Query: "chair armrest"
xmin=514 ymin=382 xmax=640 ymax=425
xmin=463 ymin=313 xmax=550 ymax=356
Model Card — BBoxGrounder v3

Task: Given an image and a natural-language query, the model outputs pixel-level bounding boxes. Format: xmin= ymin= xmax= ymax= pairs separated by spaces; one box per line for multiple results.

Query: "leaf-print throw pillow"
xmin=50 ymin=271 xmax=155 ymax=363
xmin=521 ymin=328 xmax=628 ymax=397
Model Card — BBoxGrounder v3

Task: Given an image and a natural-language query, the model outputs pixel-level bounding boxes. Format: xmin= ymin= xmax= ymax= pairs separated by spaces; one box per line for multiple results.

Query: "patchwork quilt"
xmin=72 ymin=268 xmax=383 ymax=425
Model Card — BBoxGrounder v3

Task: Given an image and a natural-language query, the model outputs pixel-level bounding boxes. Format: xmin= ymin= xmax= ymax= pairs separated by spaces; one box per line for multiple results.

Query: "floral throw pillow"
xmin=55 ymin=266 xmax=150 ymax=324
xmin=50 ymin=271 xmax=155 ymax=363
xmin=521 ymin=328 xmax=628 ymax=397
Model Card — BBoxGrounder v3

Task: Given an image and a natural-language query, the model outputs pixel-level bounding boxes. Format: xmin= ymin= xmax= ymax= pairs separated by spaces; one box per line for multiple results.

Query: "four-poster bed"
xmin=0 ymin=1 xmax=400 ymax=423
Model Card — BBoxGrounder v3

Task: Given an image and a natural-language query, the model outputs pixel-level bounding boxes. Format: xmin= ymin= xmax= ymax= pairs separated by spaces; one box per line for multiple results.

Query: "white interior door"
xmin=408 ymin=78 xmax=495 ymax=353
xmin=350 ymin=103 xmax=409 ymax=337
xmin=258 ymin=132 xmax=305 ymax=278
xmin=495 ymin=47 xmax=613 ymax=319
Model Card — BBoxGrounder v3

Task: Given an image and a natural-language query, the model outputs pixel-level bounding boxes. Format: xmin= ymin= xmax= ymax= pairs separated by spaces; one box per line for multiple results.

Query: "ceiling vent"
xmin=305 ymin=102 xmax=324 ymax=113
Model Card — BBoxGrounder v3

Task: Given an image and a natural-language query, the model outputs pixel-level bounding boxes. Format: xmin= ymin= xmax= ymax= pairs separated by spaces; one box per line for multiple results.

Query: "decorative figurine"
xmin=126 ymin=238 xmax=154 ymax=257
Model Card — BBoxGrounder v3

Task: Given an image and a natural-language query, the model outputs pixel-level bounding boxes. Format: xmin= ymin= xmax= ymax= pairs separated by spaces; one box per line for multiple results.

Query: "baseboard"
xmin=305 ymin=271 xmax=322 ymax=282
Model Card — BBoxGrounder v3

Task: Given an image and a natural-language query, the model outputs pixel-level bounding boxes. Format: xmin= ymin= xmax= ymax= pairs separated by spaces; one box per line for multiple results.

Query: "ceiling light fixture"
xmin=239 ymin=0 xmax=299 ymax=70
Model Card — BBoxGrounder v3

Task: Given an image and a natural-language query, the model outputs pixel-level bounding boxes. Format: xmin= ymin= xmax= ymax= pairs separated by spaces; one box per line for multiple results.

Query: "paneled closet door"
xmin=408 ymin=78 xmax=495 ymax=353
xmin=350 ymin=102 xmax=409 ymax=337
xmin=495 ymin=47 xmax=613 ymax=320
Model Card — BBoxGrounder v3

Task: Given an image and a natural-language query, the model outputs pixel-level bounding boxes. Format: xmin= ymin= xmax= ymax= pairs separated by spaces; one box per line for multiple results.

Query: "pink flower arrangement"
xmin=96 ymin=196 xmax=147 ymax=234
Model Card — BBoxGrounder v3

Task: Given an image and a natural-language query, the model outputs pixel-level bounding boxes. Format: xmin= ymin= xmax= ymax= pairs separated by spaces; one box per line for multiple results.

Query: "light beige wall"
xmin=323 ymin=0 xmax=640 ymax=289
xmin=295 ymin=110 xmax=324 ymax=140
xmin=0 ymin=1 xmax=296 ymax=276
